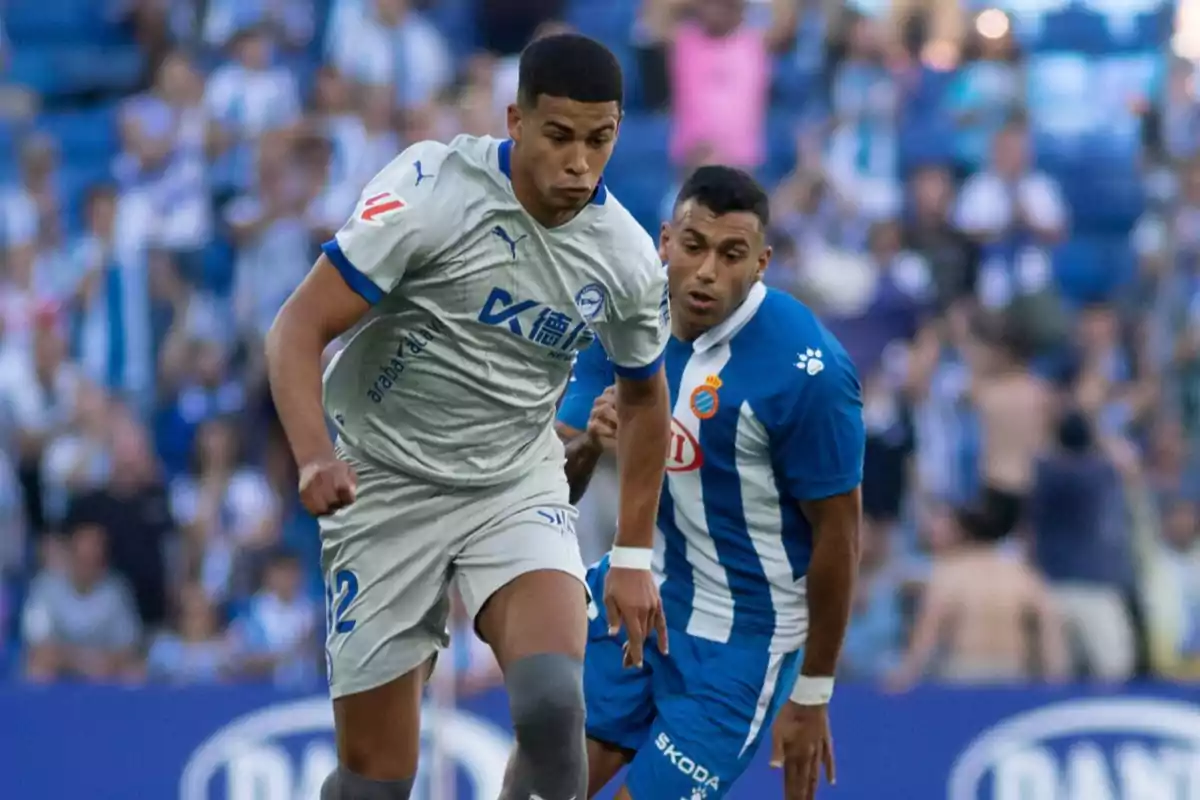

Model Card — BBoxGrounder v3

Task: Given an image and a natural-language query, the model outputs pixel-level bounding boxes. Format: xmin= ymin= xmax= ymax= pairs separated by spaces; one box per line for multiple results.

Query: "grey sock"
xmin=501 ymin=652 xmax=587 ymax=800
xmin=320 ymin=766 xmax=415 ymax=800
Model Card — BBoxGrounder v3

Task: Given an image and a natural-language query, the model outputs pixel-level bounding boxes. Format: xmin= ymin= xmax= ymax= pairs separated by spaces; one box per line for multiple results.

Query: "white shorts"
xmin=320 ymin=441 xmax=586 ymax=698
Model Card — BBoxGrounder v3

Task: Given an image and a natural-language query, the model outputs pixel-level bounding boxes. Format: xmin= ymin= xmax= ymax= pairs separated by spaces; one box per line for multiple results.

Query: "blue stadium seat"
xmin=9 ymin=46 xmax=144 ymax=99
xmin=1053 ymin=233 xmax=1136 ymax=305
xmin=37 ymin=106 xmax=120 ymax=161
xmin=611 ymin=113 xmax=670 ymax=164
xmin=425 ymin=0 xmax=476 ymax=58
xmin=566 ymin=0 xmax=637 ymax=47
xmin=763 ymin=110 xmax=800 ymax=183
xmin=4 ymin=0 xmax=123 ymax=44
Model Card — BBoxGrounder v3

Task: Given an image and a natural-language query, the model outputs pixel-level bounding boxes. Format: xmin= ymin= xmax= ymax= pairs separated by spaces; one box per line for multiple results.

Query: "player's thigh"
xmin=624 ymin=639 xmax=803 ymax=800
xmin=458 ymin=460 xmax=589 ymax=664
xmin=331 ymin=666 xmax=428 ymax=779
xmin=587 ymin=738 xmax=634 ymax=799
xmin=320 ymin=445 xmax=457 ymax=756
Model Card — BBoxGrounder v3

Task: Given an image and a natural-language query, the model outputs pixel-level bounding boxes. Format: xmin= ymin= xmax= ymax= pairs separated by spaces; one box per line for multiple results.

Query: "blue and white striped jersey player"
xmin=558 ymin=166 xmax=866 ymax=800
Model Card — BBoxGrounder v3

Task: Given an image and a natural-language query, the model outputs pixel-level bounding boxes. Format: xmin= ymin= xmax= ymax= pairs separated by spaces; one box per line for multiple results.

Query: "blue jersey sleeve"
xmin=557 ymin=340 xmax=615 ymax=431
xmin=773 ymin=351 xmax=865 ymax=502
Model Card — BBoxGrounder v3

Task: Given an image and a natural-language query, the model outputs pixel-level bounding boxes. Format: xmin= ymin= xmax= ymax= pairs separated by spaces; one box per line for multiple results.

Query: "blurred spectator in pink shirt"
xmin=670 ymin=0 xmax=769 ymax=170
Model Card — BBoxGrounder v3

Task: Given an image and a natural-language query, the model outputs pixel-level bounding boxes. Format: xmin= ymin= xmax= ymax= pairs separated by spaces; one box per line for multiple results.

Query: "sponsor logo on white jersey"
xmin=666 ymin=417 xmax=703 ymax=472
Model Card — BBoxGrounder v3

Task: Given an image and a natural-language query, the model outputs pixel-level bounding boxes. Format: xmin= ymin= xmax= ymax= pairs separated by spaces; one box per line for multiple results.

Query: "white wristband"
xmin=609 ymin=546 xmax=653 ymax=570
xmin=790 ymin=676 xmax=834 ymax=706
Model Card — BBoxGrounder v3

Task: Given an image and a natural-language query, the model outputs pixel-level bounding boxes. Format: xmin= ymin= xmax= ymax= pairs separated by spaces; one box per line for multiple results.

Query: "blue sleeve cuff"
xmin=792 ymin=471 xmax=862 ymax=502
xmin=612 ymin=351 xmax=664 ymax=381
xmin=322 ymin=239 xmax=385 ymax=305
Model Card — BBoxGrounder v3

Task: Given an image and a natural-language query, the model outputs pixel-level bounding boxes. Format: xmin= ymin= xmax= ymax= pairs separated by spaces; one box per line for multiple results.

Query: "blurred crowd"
xmin=0 ymin=0 xmax=1195 ymax=697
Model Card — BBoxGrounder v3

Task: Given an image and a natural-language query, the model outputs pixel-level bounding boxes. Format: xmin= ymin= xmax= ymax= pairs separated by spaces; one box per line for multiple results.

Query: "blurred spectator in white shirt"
xmin=825 ymin=13 xmax=901 ymax=224
xmin=1161 ymin=57 xmax=1200 ymax=162
xmin=206 ymin=25 xmax=303 ymax=193
xmin=0 ymin=135 xmax=62 ymax=254
xmin=41 ymin=381 xmax=114 ymax=529
xmin=956 ymin=118 xmax=1067 ymax=312
xmin=298 ymin=134 xmax=357 ymax=246
xmin=0 ymin=316 xmax=80 ymax=535
xmin=327 ymin=0 xmax=453 ymax=112
xmin=146 ymin=582 xmax=234 ymax=684
xmin=312 ymin=67 xmax=368 ymax=194
xmin=226 ymin=134 xmax=314 ymax=343
xmin=22 ymin=520 xmax=143 ymax=683
xmin=117 ymin=52 xmax=213 ymax=265
xmin=228 ymin=547 xmax=319 ymax=687
xmin=170 ymin=418 xmax=280 ymax=602
xmin=68 ymin=186 xmax=155 ymax=409
xmin=156 ymin=332 xmax=246 ymax=476
xmin=203 ymin=0 xmax=315 ymax=51
xmin=326 ymin=83 xmax=402 ymax=203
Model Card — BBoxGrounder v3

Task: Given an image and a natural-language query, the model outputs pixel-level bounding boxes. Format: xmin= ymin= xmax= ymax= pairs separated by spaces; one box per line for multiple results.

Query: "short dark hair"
xmin=517 ymin=33 xmax=623 ymax=109
xmin=674 ymin=165 xmax=770 ymax=228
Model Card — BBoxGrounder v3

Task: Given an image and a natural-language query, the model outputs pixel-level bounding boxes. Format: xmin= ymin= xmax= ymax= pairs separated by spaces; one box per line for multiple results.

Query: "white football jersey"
xmin=322 ymin=134 xmax=668 ymax=486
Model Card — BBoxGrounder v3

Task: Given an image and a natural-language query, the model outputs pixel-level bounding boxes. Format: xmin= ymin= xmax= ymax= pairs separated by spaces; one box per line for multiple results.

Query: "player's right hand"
xmin=586 ymin=387 xmax=619 ymax=451
xmin=771 ymin=701 xmax=836 ymax=800
xmin=298 ymin=458 xmax=358 ymax=516
xmin=603 ymin=566 xmax=668 ymax=669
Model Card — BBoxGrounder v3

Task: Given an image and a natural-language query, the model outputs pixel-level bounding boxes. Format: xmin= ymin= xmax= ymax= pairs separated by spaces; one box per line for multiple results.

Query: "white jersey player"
xmin=265 ymin=34 xmax=673 ymax=800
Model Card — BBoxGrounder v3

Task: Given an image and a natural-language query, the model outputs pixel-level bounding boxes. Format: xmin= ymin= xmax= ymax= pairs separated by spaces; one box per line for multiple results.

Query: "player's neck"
xmin=671 ymin=316 xmax=711 ymax=343
xmin=510 ymin=166 xmax=586 ymax=229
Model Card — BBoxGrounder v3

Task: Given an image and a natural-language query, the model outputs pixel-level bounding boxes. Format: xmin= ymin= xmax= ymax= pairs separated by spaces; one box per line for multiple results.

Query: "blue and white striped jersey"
xmin=559 ymin=282 xmax=865 ymax=653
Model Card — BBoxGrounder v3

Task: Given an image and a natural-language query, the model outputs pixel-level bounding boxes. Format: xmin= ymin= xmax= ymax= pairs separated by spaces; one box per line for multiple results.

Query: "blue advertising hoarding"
xmin=1 ymin=682 xmax=1198 ymax=799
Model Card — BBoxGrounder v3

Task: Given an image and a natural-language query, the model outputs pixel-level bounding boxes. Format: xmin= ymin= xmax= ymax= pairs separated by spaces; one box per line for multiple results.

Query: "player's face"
xmin=508 ymin=95 xmax=620 ymax=212
xmin=661 ymin=201 xmax=769 ymax=338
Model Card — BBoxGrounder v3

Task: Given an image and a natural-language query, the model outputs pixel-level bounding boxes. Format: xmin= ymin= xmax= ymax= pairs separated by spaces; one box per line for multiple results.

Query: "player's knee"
xmin=320 ymin=767 xmax=414 ymax=800
xmin=506 ymin=652 xmax=586 ymax=751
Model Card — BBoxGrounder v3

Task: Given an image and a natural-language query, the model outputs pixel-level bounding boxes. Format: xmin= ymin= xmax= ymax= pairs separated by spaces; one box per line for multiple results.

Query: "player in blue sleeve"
xmin=558 ymin=166 xmax=865 ymax=800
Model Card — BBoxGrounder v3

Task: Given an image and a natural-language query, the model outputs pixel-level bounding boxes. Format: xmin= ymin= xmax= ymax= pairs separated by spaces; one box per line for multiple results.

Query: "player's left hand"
xmin=771 ymin=701 xmax=836 ymax=800
xmin=603 ymin=566 xmax=668 ymax=669
xmin=586 ymin=387 xmax=619 ymax=451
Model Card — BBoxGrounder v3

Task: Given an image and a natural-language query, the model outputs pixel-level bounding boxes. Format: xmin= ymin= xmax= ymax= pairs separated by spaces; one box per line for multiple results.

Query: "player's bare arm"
xmin=559 ymin=386 xmax=617 ymax=503
xmin=772 ymin=487 xmax=862 ymax=800
xmin=604 ymin=368 xmax=671 ymax=668
xmin=265 ymin=256 xmax=369 ymax=516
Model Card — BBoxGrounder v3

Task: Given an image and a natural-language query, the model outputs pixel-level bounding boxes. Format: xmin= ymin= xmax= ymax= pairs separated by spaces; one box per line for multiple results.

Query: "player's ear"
xmin=506 ymin=103 xmax=522 ymax=142
xmin=755 ymin=245 xmax=771 ymax=281
xmin=658 ymin=222 xmax=670 ymax=263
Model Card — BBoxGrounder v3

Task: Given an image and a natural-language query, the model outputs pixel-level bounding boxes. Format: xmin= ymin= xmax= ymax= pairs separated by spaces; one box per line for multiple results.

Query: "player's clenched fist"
xmin=586 ymin=386 xmax=618 ymax=451
xmin=298 ymin=458 xmax=358 ymax=516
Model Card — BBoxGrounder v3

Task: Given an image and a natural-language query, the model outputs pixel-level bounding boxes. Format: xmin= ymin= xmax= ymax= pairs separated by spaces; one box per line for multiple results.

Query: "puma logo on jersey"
xmin=492 ymin=225 xmax=527 ymax=259
xmin=359 ymin=191 xmax=406 ymax=224
xmin=413 ymin=160 xmax=434 ymax=185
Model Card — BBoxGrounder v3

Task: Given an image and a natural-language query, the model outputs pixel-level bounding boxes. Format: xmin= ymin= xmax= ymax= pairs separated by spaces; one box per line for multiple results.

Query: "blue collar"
xmin=496 ymin=139 xmax=608 ymax=206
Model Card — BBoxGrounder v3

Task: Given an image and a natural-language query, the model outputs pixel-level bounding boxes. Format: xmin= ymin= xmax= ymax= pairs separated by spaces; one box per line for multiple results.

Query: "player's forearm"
xmin=265 ymin=312 xmax=337 ymax=467
xmin=800 ymin=512 xmax=861 ymax=677
xmin=613 ymin=372 xmax=670 ymax=549
xmin=562 ymin=430 xmax=604 ymax=504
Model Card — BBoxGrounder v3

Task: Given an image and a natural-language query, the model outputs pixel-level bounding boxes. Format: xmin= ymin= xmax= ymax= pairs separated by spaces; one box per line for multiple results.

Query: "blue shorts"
xmin=584 ymin=558 xmax=803 ymax=799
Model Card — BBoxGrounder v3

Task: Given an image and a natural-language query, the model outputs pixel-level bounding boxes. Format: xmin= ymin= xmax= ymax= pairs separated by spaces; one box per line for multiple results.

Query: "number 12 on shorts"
xmin=325 ymin=569 xmax=359 ymax=634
